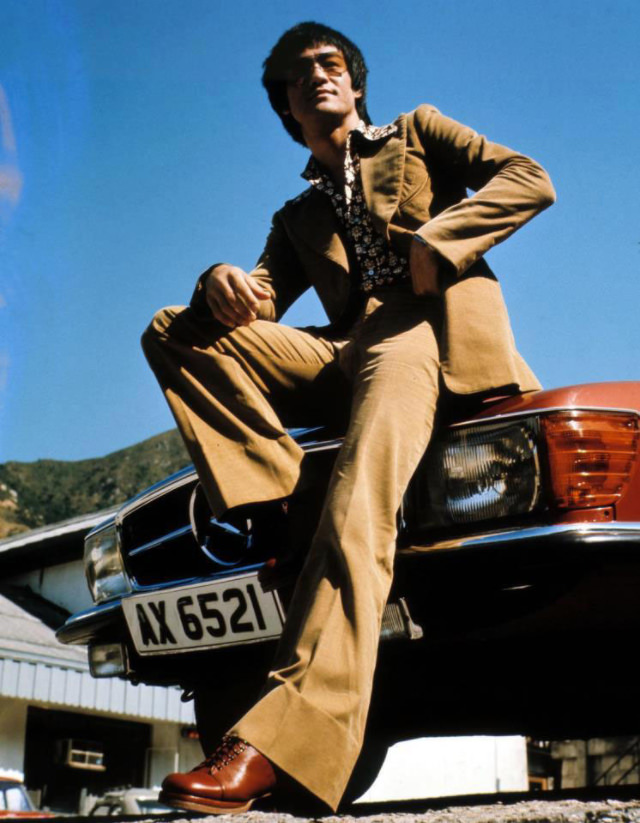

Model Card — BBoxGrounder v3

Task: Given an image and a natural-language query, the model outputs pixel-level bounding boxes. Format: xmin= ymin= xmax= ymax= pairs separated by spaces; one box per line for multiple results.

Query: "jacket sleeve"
xmin=248 ymin=211 xmax=310 ymax=321
xmin=412 ymin=104 xmax=556 ymax=277
xmin=190 ymin=211 xmax=309 ymax=322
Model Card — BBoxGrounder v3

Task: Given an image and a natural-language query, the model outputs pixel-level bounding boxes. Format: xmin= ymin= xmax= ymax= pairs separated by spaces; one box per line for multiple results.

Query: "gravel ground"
xmin=158 ymin=798 xmax=640 ymax=823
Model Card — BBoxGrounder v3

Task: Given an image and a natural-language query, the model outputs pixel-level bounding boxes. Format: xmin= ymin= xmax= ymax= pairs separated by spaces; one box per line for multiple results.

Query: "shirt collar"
xmin=352 ymin=120 xmax=398 ymax=142
xmin=301 ymin=120 xmax=398 ymax=183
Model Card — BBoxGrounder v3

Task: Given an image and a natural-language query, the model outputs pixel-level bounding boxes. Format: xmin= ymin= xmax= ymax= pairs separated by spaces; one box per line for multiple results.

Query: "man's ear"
xmin=353 ymin=88 xmax=363 ymax=100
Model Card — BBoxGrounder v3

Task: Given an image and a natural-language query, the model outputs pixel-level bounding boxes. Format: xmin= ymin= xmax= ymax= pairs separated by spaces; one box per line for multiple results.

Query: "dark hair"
xmin=262 ymin=22 xmax=371 ymax=146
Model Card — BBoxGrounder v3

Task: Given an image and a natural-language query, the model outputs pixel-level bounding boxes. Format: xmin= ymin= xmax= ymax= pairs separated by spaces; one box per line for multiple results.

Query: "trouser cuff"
xmin=231 ymin=683 xmax=361 ymax=811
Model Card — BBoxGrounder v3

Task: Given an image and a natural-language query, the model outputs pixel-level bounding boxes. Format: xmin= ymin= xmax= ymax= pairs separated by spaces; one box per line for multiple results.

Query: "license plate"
xmin=122 ymin=573 xmax=284 ymax=656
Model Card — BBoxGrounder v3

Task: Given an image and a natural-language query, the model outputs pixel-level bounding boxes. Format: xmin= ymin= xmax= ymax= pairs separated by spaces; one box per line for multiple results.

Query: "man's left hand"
xmin=410 ymin=238 xmax=441 ymax=296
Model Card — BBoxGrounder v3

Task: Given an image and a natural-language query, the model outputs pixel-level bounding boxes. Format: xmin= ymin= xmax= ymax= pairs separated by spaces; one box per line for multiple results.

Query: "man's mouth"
xmin=307 ymin=87 xmax=334 ymax=102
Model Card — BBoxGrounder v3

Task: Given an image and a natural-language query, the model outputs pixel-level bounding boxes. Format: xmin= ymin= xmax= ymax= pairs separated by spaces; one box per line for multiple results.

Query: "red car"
xmin=0 ymin=776 xmax=54 ymax=819
xmin=58 ymin=381 xmax=640 ymax=799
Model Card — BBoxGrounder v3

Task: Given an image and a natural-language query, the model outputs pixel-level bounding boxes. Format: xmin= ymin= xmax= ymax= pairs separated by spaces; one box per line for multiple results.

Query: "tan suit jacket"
xmin=194 ymin=104 xmax=556 ymax=395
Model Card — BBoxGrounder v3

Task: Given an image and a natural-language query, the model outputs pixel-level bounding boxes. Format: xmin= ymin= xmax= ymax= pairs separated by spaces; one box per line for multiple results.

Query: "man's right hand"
xmin=204 ymin=264 xmax=271 ymax=328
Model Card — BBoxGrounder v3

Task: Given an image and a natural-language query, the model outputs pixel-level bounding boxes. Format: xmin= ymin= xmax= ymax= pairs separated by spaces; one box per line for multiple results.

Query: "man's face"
xmin=284 ymin=45 xmax=362 ymax=132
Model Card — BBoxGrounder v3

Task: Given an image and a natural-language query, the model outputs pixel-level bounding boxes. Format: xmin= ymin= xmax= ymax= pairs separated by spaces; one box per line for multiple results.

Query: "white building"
xmin=0 ymin=514 xmax=200 ymax=813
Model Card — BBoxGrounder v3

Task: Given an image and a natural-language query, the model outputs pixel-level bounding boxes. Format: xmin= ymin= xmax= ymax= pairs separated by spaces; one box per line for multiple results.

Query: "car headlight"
xmin=84 ymin=523 xmax=132 ymax=603
xmin=426 ymin=418 xmax=541 ymax=524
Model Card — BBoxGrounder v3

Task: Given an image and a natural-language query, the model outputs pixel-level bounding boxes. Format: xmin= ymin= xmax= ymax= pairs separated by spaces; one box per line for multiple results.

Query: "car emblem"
xmin=188 ymin=482 xmax=250 ymax=567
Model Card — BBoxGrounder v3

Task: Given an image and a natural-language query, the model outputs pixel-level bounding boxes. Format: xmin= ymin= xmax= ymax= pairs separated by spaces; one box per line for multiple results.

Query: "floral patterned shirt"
xmin=301 ymin=122 xmax=411 ymax=293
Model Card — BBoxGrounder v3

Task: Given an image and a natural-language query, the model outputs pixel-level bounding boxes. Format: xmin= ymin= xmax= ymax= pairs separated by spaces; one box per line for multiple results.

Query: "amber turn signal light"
xmin=541 ymin=411 xmax=639 ymax=509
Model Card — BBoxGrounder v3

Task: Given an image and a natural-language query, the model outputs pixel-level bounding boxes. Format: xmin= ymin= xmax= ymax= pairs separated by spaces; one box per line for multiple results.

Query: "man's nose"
xmin=308 ymin=61 xmax=330 ymax=84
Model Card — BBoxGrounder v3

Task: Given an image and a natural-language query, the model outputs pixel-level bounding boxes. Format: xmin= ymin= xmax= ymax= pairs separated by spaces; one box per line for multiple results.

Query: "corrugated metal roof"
xmin=0 ymin=596 xmax=194 ymax=724
xmin=0 ymin=658 xmax=195 ymax=723
xmin=0 ymin=508 xmax=117 ymax=554
xmin=0 ymin=593 xmax=86 ymax=668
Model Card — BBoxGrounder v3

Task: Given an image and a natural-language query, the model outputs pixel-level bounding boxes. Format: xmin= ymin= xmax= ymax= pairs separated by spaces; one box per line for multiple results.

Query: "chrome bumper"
xmin=58 ymin=522 xmax=640 ymax=646
xmin=56 ymin=599 xmax=122 ymax=645
xmin=404 ymin=521 xmax=640 ymax=554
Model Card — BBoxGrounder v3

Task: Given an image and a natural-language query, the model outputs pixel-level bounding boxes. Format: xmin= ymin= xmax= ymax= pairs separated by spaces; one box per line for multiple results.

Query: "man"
xmin=143 ymin=22 xmax=555 ymax=814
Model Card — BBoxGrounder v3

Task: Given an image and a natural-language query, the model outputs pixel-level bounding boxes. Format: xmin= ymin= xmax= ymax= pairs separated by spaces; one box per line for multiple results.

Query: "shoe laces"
xmin=201 ymin=736 xmax=249 ymax=772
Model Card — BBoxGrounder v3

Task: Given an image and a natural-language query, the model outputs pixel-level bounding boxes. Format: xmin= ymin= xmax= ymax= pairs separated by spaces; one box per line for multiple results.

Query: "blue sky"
xmin=1 ymin=0 xmax=638 ymax=463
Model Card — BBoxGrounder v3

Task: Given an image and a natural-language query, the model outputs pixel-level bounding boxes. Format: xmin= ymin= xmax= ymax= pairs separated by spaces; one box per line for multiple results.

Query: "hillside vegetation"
xmin=0 ymin=430 xmax=190 ymax=539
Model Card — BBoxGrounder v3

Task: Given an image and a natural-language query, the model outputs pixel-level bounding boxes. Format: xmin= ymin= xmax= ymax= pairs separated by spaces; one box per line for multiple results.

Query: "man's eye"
xmin=286 ymin=56 xmax=346 ymax=85
xmin=288 ymin=62 xmax=307 ymax=77
xmin=322 ymin=60 xmax=344 ymax=74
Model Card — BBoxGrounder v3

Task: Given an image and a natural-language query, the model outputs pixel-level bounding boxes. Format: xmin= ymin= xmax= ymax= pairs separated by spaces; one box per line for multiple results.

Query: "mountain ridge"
xmin=0 ymin=429 xmax=190 ymax=539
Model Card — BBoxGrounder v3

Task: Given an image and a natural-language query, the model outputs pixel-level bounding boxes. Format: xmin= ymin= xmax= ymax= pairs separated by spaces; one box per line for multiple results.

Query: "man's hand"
xmin=204 ymin=264 xmax=271 ymax=327
xmin=409 ymin=238 xmax=441 ymax=297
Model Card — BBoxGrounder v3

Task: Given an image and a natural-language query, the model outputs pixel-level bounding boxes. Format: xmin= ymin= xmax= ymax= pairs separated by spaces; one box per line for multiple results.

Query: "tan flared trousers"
xmin=142 ymin=287 xmax=441 ymax=810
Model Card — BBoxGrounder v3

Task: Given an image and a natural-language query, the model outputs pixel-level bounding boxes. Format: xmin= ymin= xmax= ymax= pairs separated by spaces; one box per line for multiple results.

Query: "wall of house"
xmin=146 ymin=723 xmax=201 ymax=788
xmin=358 ymin=735 xmax=528 ymax=802
xmin=552 ymin=738 xmax=640 ymax=788
xmin=10 ymin=560 xmax=92 ymax=614
xmin=0 ymin=699 xmax=28 ymax=773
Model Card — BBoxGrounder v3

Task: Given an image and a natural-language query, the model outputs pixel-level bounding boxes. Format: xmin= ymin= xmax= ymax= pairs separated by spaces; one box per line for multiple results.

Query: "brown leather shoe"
xmin=159 ymin=736 xmax=277 ymax=814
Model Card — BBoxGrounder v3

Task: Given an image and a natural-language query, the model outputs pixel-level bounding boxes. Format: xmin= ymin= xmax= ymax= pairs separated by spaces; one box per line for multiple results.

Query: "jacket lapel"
xmin=359 ymin=114 xmax=407 ymax=239
xmin=284 ymin=114 xmax=407 ymax=269
xmin=285 ymin=187 xmax=349 ymax=271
